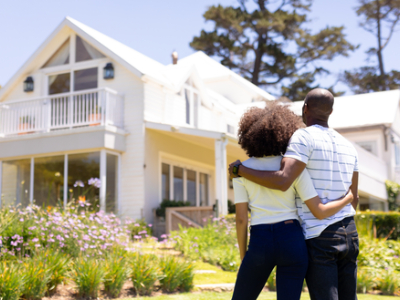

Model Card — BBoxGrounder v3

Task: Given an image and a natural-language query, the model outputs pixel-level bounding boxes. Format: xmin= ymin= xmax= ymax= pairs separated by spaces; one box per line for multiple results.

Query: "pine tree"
xmin=343 ymin=0 xmax=400 ymax=93
xmin=190 ymin=0 xmax=355 ymax=100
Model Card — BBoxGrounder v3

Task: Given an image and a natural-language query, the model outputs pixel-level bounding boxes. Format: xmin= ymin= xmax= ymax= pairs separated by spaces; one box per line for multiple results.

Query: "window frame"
xmin=160 ymin=157 xmax=211 ymax=207
xmin=182 ymin=81 xmax=201 ymax=128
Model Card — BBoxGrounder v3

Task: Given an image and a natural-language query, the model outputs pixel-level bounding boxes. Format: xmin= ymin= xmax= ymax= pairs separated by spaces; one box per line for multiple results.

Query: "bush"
xmin=266 ymin=267 xmax=276 ymax=291
xmin=21 ymin=257 xmax=52 ymax=300
xmin=40 ymin=250 xmax=71 ymax=295
xmin=155 ymin=199 xmax=191 ymax=218
xmin=127 ymin=218 xmax=153 ymax=239
xmin=104 ymin=249 xmax=129 ymax=298
xmin=355 ymin=211 xmax=400 ymax=240
xmin=357 ymin=268 xmax=376 ymax=294
xmin=379 ymin=269 xmax=400 ymax=295
xmin=0 ymin=262 xmax=25 ymax=300
xmin=129 ymin=253 xmax=162 ymax=296
xmin=170 ymin=218 xmax=240 ymax=271
xmin=70 ymin=256 xmax=105 ymax=298
xmin=159 ymin=256 xmax=194 ymax=292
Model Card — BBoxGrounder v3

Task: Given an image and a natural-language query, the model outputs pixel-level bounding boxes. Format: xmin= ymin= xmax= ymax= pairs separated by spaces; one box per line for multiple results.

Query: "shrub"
xmin=159 ymin=256 xmax=194 ymax=292
xmin=104 ymin=249 xmax=129 ymax=298
xmin=267 ymin=267 xmax=276 ymax=291
xmin=379 ymin=269 xmax=400 ymax=295
xmin=21 ymin=257 xmax=52 ymax=300
xmin=41 ymin=250 xmax=71 ymax=295
xmin=357 ymin=268 xmax=376 ymax=294
xmin=170 ymin=218 xmax=240 ymax=271
xmin=0 ymin=261 xmax=25 ymax=300
xmin=70 ymin=256 xmax=105 ymax=298
xmin=127 ymin=218 xmax=153 ymax=239
xmin=129 ymin=252 xmax=162 ymax=296
xmin=155 ymin=199 xmax=191 ymax=218
xmin=355 ymin=211 xmax=400 ymax=240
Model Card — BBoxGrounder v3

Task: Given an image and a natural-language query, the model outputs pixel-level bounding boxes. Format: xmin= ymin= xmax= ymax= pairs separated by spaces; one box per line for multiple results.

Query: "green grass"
xmin=193 ymin=261 xmax=237 ymax=285
xmin=121 ymin=291 xmax=398 ymax=300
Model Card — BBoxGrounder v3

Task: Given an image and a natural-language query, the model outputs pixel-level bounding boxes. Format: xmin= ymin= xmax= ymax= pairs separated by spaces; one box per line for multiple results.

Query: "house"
xmin=290 ymin=89 xmax=400 ymax=211
xmin=0 ymin=17 xmax=396 ymax=223
xmin=0 ymin=17 xmax=273 ymax=221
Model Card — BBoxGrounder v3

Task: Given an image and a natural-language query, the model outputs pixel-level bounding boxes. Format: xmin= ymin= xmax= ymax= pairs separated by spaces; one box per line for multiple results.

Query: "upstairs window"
xmin=76 ymin=36 xmax=105 ymax=62
xmin=395 ymin=144 xmax=400 ymax=166
xmin=48 ymin=68 xmax=98 ymax=95
xmin=183 ymin=79 xmax=200 ymax=127
xmin=42 ymin=38 xmax=70 ymax=68
xmin=356 ymin=141 xmax=377 ymax=156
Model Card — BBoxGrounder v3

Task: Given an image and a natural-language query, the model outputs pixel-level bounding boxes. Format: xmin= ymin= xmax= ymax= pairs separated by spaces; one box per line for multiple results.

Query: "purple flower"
xmin=74 ymin=180 xmax=84 ymax=187
xmin=32 ymin=238 xmax=39 ymax=243
xmin=88 ymin=178 xmax=101 ymax=188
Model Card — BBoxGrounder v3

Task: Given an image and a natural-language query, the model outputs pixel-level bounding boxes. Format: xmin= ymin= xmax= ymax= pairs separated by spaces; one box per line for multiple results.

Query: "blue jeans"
xmin=305 ymin=217 xmax=359 ymax=300
xmin=232 ymin=219 xmax=308 ymax=300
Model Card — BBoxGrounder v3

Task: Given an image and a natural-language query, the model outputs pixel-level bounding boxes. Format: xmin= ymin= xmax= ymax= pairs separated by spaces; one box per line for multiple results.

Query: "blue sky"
xmin=1 ymin=0 xmax=399 ymax=96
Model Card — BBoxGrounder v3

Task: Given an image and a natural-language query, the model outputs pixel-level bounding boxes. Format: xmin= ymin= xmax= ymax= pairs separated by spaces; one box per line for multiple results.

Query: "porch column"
xmin=100 ymin=150 xmax=107 ymax=212
xmin=215 ymin=137 xmax=228 ymax=215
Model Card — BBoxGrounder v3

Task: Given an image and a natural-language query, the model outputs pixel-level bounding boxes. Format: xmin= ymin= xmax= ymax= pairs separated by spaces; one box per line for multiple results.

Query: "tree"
xmin=343 ymin=0 xmax=400 ymax=93
xmin=190 ymin=0 xmax=355 ymax=100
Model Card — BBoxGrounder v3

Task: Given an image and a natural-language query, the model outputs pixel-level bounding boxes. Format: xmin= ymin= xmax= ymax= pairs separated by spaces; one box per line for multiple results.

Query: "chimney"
xmin=172 ymin=51 xmax=178 ymax=65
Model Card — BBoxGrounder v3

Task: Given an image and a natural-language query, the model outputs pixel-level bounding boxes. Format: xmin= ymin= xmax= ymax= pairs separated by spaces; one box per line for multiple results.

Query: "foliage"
xmin=266 ymin=267 xmax=276 ymax=291
xmin=129 ymin=252 xmax=163 ymax=296
xmin=227 ymin=200 xmax=236 ymax=214
xmin=170 ymin=217 xmax=240 ymax=271
xmin=127 ymin=218 xmax=153 ymax=239
xmin=355 ymin=211 xmax=400 ymax=240
xmin=104 ymin=249 xmax=130 ymax=298
xmin=159 ymin=256 xmax=195 ymax=292
xmin=0 ymin=261 xmax=25 ymax=300
xmin=190 ymin=0 xmax=355 ymax=100
xmin=69 ymin=256 xmax=106 ymax=298
xmin=156 ymin=199 xmax=191 ymax=218
xmin=21 ymin=256 xmax=52 ymax=300
xmin=386 ymin=180 xmax=400 ymax=211
xmin=343 ymin=0 xmax=400 ymax=93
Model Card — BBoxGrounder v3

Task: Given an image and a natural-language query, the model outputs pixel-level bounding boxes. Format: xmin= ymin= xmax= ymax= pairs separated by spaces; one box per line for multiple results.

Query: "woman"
xmin=231 ymin=103 xmax=353 ymax=300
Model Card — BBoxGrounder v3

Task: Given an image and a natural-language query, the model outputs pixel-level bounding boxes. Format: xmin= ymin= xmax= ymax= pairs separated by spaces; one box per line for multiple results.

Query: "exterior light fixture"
xmin=23 ymin=76 xmax=34 ymax=92
xmin=103 ymin=63 xmax=114 ymax=80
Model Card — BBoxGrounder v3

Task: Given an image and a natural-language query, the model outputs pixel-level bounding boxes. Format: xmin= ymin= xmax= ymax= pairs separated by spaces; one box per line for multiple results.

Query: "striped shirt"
xmin=284 ymin=125 xmax=359 ymax=239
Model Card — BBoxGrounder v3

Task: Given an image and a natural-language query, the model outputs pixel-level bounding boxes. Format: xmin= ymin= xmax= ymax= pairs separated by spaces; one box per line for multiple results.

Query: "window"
xmin=49 ymin=72 xmax=71 ymax=95
xmin=182 ymin=80 xmax=201 ymax=127
xmin=42 ymin=38 xmax=70 ymax=68
xmin=173 ymin=166 xmax=184 ymax=201
xmin=1 ymin=152 xmax=119 ymax=213
xmin=227 ymin=124 xmax=235 ymax=135
xmin=74 ymin=68 xmax=98 ymax=91
xmin=76 ymin=36 xmax=105 ymax=62
xmin=395 ymin=144 xmax=400 ymax=166
xmin=356 ymin=141 xmax=377 ymax=156
xmin=2 ymin=159 xmax=31 ymax=207
xmin=161 ymin=161 xmax=209 ymax=206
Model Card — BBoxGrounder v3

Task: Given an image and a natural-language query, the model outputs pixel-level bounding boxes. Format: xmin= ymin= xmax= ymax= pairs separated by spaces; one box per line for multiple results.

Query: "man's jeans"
xmin=232 ymin=220 xmax=308 ymax=300
xmin=306 ymin=216 xmax=359 ymax=300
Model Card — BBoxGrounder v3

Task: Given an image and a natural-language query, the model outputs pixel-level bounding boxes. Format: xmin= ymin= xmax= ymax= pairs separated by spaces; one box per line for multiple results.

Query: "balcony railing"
xmin=0 ymin=88 xmax=124 ymax=136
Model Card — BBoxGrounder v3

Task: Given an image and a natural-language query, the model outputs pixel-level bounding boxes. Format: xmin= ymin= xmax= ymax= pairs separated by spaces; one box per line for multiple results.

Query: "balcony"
xmin=0 ymin=88 xmax=124 ymax=136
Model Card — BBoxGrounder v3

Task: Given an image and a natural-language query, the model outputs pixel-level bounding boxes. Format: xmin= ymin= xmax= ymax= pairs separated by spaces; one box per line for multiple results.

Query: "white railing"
xmin=0 ymin=88 xmax=124 ymax=136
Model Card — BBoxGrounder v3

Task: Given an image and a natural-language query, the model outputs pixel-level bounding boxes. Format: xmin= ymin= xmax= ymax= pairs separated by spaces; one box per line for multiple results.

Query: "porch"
xmin=0 ymin=88 xmax=124 ymax=136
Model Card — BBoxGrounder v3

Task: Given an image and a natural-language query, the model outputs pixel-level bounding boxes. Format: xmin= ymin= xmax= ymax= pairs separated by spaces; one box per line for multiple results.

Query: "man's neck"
xmin=307 ymin=119 xmax=329 ymax=128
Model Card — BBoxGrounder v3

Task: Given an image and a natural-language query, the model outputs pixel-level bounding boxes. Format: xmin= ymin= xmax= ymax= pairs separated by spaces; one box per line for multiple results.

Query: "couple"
xmin=229 ymin=88 xmax=359 ymax=300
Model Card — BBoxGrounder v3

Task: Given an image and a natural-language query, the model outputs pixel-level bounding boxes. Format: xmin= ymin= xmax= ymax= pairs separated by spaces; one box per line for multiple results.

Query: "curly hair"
xmin=238 ymin=102 xmax=304 ymax=157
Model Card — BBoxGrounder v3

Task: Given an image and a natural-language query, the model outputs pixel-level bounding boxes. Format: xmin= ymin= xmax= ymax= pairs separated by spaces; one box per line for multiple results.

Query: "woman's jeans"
xmin=232 ymin=219 xmax=308 ymax=300
xmin=305 ymin=216 xmax=359 ymax=300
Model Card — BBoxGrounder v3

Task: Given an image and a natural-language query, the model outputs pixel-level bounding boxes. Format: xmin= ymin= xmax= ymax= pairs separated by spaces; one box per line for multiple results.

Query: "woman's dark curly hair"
xmin=238 ymin=102 xmax=304 ymax=157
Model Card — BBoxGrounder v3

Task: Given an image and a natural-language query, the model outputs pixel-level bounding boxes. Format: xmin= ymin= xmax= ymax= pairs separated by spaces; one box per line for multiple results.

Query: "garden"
xmin=1 ymin=201 xmax=400 ymax=299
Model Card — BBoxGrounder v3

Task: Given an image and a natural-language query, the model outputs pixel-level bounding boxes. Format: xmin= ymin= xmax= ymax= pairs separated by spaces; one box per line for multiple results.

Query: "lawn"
xmin=122 ymin=291 xmax=398 ymax=300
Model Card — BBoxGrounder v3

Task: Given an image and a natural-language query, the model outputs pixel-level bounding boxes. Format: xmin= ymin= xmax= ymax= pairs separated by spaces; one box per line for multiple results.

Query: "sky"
xmin=1 ymin=0 xmax=399 ymax=96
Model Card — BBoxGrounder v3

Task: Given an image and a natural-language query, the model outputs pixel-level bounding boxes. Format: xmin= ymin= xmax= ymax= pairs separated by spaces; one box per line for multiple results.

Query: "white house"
xmin=0 ymin=17 xmax=274 ymax=221
xmin=0 ymin=17 xmax=397 ymax=223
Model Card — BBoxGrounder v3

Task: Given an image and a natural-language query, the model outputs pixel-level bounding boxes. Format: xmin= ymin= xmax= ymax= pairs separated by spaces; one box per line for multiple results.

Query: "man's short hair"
xmin=305 ymin=88 xmax=334 ymax=119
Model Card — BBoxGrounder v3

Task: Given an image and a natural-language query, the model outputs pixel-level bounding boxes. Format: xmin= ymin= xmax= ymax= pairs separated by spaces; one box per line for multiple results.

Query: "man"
xmin=229 ymin=88 xmax=359 ymax=300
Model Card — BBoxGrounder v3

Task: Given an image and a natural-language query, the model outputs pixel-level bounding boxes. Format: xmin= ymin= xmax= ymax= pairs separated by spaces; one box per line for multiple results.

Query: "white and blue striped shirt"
xmin=284 ymin=125 xmax=359 ymax=239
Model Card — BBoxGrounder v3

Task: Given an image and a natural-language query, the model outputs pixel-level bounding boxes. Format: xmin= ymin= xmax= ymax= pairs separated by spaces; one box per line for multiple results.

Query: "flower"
xmin=88 ymin=178 xmax=101 ymax=188
xmin=74 ymin=180 xmax=84 ymax=187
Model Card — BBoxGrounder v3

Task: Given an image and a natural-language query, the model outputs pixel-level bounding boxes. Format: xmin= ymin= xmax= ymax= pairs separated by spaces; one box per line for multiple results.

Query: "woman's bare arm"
xmin=305 ymin=190 xmax=354 ymax=220
xmin=235 ymin=203 xmax=249 ymax=261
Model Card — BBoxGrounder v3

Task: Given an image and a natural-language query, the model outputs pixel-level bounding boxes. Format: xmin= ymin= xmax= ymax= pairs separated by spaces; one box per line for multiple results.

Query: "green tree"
xmin=190 ymin=0 xmax=355 ymax=100
xmin=343 ymin=0 xmax=400 ymax=93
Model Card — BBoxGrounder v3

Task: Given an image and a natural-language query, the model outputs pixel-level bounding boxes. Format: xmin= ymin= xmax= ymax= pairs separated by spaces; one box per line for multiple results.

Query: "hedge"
xmin=355 ymin=211 xmax=400 ymax=240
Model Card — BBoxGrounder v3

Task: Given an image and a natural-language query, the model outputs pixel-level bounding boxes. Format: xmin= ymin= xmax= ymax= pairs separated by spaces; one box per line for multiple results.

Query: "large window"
xmin=48 ymin=68 xmax=98 ymax=95
xmin=182 ymin=80 xmax=201 ymax=127
xmin=1 ymin=152 xmax=118 ymax=213
xmin=161 ymin=161 xmax=209 ymax=206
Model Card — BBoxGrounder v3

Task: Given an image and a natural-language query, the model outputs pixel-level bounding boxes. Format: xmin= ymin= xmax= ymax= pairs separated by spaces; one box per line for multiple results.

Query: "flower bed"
xmin=0 ymin=205 xmax=194 ymax=299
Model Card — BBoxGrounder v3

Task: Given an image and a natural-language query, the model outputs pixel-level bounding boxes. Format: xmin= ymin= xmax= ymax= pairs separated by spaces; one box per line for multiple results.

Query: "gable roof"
xmin=0 ymin=17 xmax=274 ymax=103
xmin=176 ymin=51 xmax=275 ymax=101
xmin=290 ymin=89 xmax=400 ymax=129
